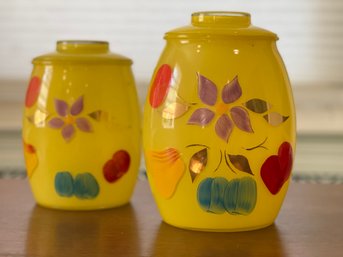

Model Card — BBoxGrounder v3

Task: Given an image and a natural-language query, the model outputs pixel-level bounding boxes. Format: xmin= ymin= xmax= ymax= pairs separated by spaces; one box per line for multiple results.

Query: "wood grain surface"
xmin=0 ymin=180 xmax=342 ymax=257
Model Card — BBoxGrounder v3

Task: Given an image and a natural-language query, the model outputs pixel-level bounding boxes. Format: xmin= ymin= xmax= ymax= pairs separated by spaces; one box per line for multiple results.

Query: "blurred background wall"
xmin=0 ymin=0 xmax=342 ymax=132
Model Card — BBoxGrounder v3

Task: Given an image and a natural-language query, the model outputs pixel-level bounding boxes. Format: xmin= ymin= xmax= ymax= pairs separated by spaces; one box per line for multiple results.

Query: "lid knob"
xmin=56 ymin=41 xmax=109 ymax=54
xmin=192 ymin=12 xmax=251 ymax=27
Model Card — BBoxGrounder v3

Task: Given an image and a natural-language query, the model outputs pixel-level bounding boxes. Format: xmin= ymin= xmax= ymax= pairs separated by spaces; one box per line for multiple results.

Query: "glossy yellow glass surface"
xmin=143 ymin=12 xmax=296 ymax=231
xmin=23 ymin=41 xmax=141 ymax=210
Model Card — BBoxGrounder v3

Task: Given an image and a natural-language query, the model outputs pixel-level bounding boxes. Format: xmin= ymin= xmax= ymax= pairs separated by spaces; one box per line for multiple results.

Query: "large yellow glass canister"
xmin=143 ymin=12 xmax=296 ymax=231
xmin=23 ymin=41 xmax=141 ymax=210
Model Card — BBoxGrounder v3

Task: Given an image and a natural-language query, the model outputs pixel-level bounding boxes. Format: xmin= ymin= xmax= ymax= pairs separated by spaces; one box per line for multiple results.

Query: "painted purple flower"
xmin=48 ymin=96 xmax=93 ymax=142
xmin=188 ymin=74 xmax=253 ymax=142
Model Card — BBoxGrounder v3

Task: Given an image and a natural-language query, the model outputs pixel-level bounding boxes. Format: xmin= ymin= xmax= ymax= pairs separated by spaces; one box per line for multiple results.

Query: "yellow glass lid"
xmin=33 ymin=40 xmax=132 ymax=65
xmin=165 ymin=12 xmax=278 ymax=40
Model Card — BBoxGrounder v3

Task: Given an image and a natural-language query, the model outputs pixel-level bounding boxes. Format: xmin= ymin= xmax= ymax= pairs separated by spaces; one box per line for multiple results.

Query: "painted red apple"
xmin=149 ymin=64 xmax=172 ymax=108
xmin=103 ymin=150 xmax=131 ymax=183
xmin=260 ymin=142 xmax=293 ymax=195
xmin=25 ymin=76 xmax=41 ymax=108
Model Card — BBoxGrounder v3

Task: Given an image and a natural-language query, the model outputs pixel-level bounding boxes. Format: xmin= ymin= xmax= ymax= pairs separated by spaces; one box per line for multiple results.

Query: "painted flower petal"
xmin=230 ymin=106 xmax=253 ymax=133
xmin=54 ymin=99 xmax=69 ymax=117
xmin=197 ymin=73 xmax=217 ymax=106
xmin=215 ymin=114 xmax=234 ymax=142
xmin=48 ymin=117 xmax=65 ymax=129
xmin=187 ymin=108 xmax=215 ymax=126
xmin=222 ymin=76 xmax=242 ymax=104
xmin=61 ymin=124 xmax=75 ymax=142
xmin=75 ymin=117 xmax=93 ymax=132
xmin=70 ymin=96 xmax=84 ymax=116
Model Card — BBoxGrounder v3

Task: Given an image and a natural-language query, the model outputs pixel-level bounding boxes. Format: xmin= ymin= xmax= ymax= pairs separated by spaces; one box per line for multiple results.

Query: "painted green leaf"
xmin=228 ymin=154 xmax=253 ymax=175
xmin=189 ymin=148 xmax=208 ymax=182
xmin=264 ymin=112 xmax=289 ymax=126
xmin=88 ymin=110 xmax=110 ymax=122
xmin=88 ymin=110 xmax=102 ymax=121
xmin=162 ymin=102 xmax=189 ymax=120
xmin=27 ymin=109 xmax=49 ymax=128
xmin=244 ymin=99 xmax=271 ymax=113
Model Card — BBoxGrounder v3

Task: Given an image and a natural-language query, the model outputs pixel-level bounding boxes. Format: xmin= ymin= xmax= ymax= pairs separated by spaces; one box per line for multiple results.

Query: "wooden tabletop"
xmin=0 ymin=179 xmax=342 ymax=257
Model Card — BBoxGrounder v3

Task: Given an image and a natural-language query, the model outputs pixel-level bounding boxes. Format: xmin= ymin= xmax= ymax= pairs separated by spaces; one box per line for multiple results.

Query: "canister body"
xmin=143 ymin=13 xmax=296 ymax=231
xmin=23 ymin=41 xmax=141 ymax=210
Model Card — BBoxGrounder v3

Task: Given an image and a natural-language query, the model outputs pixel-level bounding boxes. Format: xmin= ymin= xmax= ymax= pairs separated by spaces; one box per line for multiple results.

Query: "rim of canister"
xmin=32 ymin=40 xmax=133 ymax=65
xmin=165 ymin=11 xmax=278 ymax=40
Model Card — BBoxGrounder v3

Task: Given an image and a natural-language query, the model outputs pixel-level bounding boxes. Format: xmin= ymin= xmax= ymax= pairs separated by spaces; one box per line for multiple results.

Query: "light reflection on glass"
xmin=37 ymin=67 xmax=52 ymax=110
xmin=162 ymin=64 xmax=182 ymax=129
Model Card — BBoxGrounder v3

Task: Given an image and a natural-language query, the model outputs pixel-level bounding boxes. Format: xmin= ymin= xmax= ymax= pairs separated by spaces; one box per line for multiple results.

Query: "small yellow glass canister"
xmin=143 ymin=12 xmax=296 ymax=231
xmin=23 ymin=41 xmax=141 ymax=210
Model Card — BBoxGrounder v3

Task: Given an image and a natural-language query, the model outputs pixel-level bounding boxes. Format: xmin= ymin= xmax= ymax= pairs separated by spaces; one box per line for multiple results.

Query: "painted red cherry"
xmin=149 ymin=64 xmax=172 ymax=108
xmin=25 ymin=76 xmax=41 ymax=108
xmin=260 ymin=142 xmax=293 ymax=195
xmin=103 ymin=150 xmax=131 ymax=183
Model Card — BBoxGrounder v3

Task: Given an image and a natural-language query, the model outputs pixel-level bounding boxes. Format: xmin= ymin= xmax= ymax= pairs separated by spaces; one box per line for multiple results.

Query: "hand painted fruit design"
xmin=146 ymin=64 xmax=293 ymax=216
xmin=260 ymin=142 xmax=293 ymax=195
xmin=103 ymin=150 xmax=131 ymax=183
xmin=145 ymin=148 xmax=185 ymax=199
xmin=23 ymin=140 xmax=38 ymax=178
xmin=25 ymin=76 xmax=41 ymax=108
xmin=55 ymin=172 xmax=99 ymax=199
xmin=149 ymin=64 xmax=173 ymax=108
xmin=55 ymin=172 xmax=74 ymax=197
xmin=197 ymin=177 xmax=257 ymax=215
